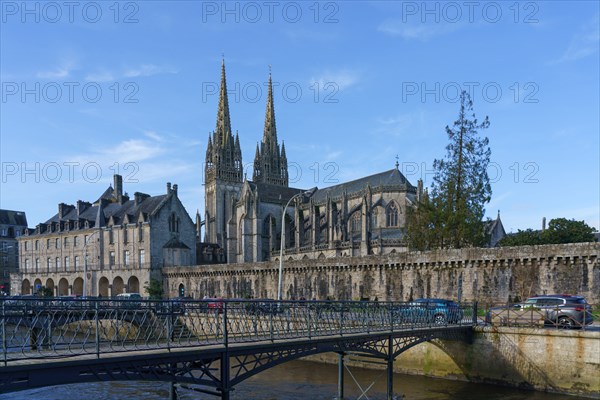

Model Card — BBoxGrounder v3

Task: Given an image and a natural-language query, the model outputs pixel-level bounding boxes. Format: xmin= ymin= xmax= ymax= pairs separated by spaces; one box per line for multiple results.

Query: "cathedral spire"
xmin=252 ymin=67 xmax=288 ymax=187
xmin=281 ymin=141 xmax=287 ymax=160
xmin=216 ymin=58 xmax=233 ymax=148
xmin=206 ymin=134 xmax=213 ymax=159
xmin=205 ymin=59 xmax=243 ymax=184
xmin=254 ymin=142 xmax=260 ymax=162
xmin=263 ymin=70 xmax=277 ymax=149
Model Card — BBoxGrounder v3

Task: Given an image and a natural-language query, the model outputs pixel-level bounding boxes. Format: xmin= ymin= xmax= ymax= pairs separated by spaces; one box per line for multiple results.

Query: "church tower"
xmin=252 ymin=71 xmax=289 ymax=186
xmin=204 ymin=59 xmax=243 ymax=256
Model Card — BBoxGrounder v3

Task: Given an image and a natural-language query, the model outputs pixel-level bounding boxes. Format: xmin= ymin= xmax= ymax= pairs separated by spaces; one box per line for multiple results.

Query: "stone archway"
xmin=178 ymin=283 xmax=185 ymax=297
xmin=58 ymin=278 xmax=69 ymax=296
xmin=46 ymin=278 xmax=55 ymax=295
xmin=98 ymin=277 xmax=109 ymax=297
xmin=21 ymin=279 xmax=31 ymax=295
xmin=73 ymin=278 xmax=84 ymax=296
xmin=113 ymin=276 xmax=124 ymax=295
xmin=128 ymin=276 xmax=140 ymax=293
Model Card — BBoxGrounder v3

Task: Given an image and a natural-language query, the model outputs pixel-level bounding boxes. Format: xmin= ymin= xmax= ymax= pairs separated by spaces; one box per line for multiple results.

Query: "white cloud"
xmin=85 ymin=71 xmax=115 ymax=82
xmin=311 ymin=69 xmax=359 ymax=91
xmin=284 ymin=28 xmax=339 ymax=41
xmin=84 ymin=64 xmax=178 ymax=82
xmin=143 ymin=130 xmax=165 ymax=142
xmin=325 ymin=150 xmax=342 ymax=160
xmin=555 ymin=14 xmax=599 ymax=63
xmin=487 ymin=191 xmax=512 ymax=215
xmin=103 ymin=139 xmax=166 ymax=163
xmin=37 ymin=65 xmax=73 ymax=79
xmin=124 ymin=64 xmax=178 ymax=78
xmin=64 ymin=132 xmax=201 ymax=186
xmin=378 ymin=19 xmax=460 ymax=40
xmin=374 ymin=113 xmax=413 ymax=137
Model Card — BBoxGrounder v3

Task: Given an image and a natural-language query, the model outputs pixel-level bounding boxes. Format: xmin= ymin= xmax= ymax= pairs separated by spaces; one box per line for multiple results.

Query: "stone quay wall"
xmin=305 ymin=327 xmax=600 ymax=398
xmin=163 ymin=243 xmax=599 ymax=304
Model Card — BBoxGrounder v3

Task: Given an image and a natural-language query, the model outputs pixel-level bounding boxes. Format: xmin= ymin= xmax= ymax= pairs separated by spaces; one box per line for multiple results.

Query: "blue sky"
xmin=1 ymin=0 xmax=598 ymax=232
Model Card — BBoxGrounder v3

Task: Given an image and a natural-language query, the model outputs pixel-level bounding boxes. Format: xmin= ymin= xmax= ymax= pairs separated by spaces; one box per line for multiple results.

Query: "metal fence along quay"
xmin=0 ymin=298 xmax=477 ymax=364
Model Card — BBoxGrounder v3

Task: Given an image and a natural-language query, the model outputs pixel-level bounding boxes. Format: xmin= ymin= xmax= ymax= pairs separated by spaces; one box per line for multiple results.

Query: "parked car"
xmin=394 ymin=298 xmax=463 ymax=325
xmin=115 ymin=292 xmax=142 ymax=308
xmin=170 ymin=296 xmax=193 ymax=313
xmin=245 ymin=299 xmax=286 ymax=315
xmin=516 ymin=295 xmax=593 ymax=328
xmin=205 ymin=297 xmax=225 ymax=313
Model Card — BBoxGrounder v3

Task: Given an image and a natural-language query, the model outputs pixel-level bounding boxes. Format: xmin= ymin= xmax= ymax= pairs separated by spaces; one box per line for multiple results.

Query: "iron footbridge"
xmin=0 ymin=298 xmax=477 ymax=399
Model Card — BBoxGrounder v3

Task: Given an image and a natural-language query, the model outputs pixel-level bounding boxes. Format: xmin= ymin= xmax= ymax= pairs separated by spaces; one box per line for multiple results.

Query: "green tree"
xmin=408 ymin=91 xmax=491 ymax=249
xmin=499 ymin=229 xmax=543 ymax=246
xmin=499 ymin=218 xmax=597 ymax=246
xmin=144 ymin=278 xmax=164 ymax=300
xmin=36 ymin=286 xmax=54 ymax=297
xmin=406 ymin=190 xmax=438 ymax=251
xmin=541 ymin=218 xmax=597 ymax=244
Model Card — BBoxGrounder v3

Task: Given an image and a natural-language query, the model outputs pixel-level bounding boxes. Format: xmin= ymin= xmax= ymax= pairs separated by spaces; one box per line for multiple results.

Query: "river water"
xmin=0 ymin=359 xmax=589 ymax=400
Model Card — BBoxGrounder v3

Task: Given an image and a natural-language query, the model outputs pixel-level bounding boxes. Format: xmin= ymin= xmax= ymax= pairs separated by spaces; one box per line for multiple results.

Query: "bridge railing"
xmin=0 ymin=298 xmax=476 ymax=364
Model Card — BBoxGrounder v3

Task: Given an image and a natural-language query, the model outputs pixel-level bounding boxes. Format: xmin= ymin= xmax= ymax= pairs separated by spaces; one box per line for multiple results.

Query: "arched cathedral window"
xmin=372 ymin=208 xmax=378 ymax=229
xmin=350 ymin=212 xmax=361 ymax=233
xmin=386 ymin=203 xmax=398 ymax=227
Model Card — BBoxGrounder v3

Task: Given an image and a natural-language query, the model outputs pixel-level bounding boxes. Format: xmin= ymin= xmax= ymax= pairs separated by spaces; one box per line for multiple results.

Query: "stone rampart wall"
xmin=164 ymin=243 xmax=600 ymax=304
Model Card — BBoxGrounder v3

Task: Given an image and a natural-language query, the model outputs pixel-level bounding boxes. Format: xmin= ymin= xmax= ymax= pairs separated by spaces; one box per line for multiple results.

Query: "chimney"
xmin=77 ymin=200 xmax=91 ymax=216
xmin=58 ymin=203 xmax=74 ymax=219
xmin=134 ymin=192 xmax=150 ymax=206
xmin=417 ymin=179 xmax=423 ymax=202
xmin=120 ymin=192 xmax=130 ymax=204
xmin=172 ymin=184 xmax=178 ymax=195
xmin=167 ymin=182 xmax=172 ymax=193
xmin=542 ymin=217 xmax=546 ymax=231
xmin=114 ymin=174 xmax=123 ymax=200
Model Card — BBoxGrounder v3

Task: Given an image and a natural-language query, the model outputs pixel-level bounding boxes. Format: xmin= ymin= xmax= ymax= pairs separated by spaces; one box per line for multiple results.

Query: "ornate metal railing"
xmin=0 ymin=298 xmax=476 ymax=364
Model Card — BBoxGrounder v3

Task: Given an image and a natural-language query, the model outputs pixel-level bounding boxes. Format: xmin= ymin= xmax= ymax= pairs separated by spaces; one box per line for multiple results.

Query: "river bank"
xmin=0 ymin=359 xmax=590 ymax=400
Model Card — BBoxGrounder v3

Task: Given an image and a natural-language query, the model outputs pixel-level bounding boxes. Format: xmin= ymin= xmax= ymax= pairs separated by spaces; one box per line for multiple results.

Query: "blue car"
xmin=394 ymin=298 xmax=463 ymax=325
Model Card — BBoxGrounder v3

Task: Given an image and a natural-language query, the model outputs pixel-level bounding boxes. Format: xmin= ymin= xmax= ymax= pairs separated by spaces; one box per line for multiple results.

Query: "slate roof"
xmin=0 ymin=209 xmax=28 ymax=227
xmin=163 ymin=237 xmax=191 ymax=249
xmin=311 ymin=168 xmax=414 ymax=203
xmin=246 ymin=181 xmax=304 ymax=204
xmin=371 ymin=229 xmax=404 ymax=240
xmin=38 ymin=185 xmax=169 ymax=232
xmin=485 ymin=214 xmax=505 ymax=235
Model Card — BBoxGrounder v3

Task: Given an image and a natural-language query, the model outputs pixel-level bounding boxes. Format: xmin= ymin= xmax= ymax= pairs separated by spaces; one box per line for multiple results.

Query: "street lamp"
xmin=278 ymin=187 xmax=317 ymax=301
xmin=83 ymin=230 xmax=101 ymax=297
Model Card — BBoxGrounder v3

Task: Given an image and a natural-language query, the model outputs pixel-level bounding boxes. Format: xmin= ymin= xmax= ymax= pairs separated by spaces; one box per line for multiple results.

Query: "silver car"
xmin=517 ymin=295 xmax=593 ymax=328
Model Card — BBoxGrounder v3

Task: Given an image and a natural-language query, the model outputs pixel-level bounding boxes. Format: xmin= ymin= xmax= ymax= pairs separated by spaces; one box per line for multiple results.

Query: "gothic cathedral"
xmin=204 ymin=60 xmax=427 ymax=264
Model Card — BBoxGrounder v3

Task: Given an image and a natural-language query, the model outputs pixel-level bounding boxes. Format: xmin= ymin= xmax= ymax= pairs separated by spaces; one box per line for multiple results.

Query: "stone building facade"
xmin=205 ymin=61 xmax=424 ymax=264
xmin=0 ymin=209 xmax=28 ymax=294
xmin=164 ymin=242 xmax=599 ymax=304
xmin=13 ymin=175 xmax=196 ymax=297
